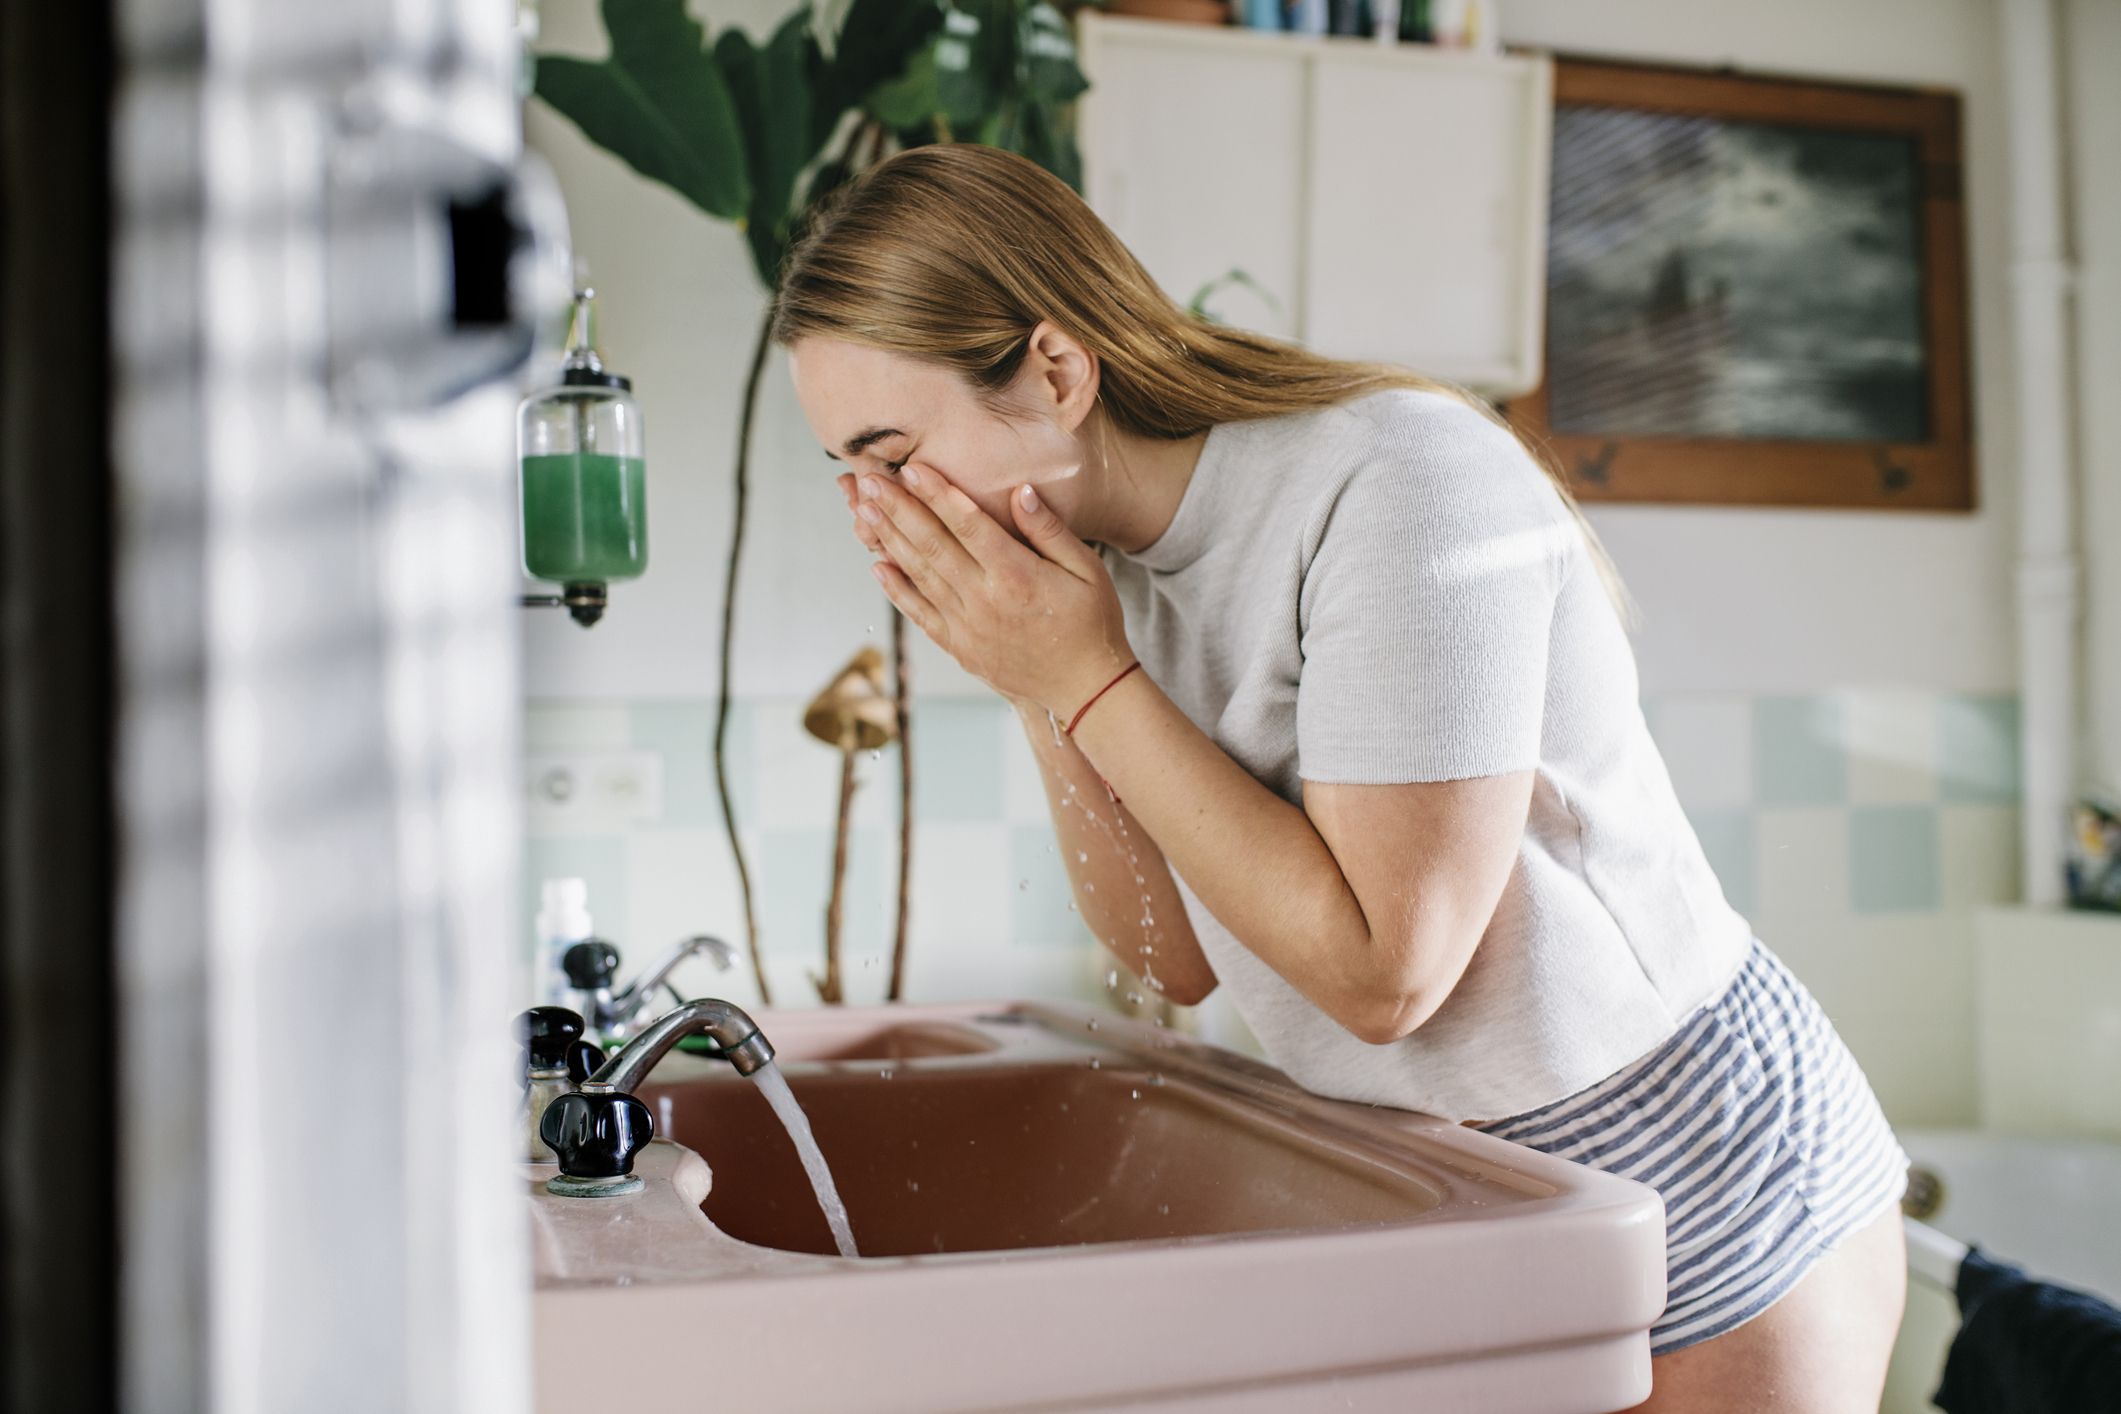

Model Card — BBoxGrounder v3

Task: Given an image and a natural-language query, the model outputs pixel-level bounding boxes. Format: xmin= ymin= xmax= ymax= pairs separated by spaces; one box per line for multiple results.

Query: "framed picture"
xmin=1504 ymin=58 xmax=1974 ymax=511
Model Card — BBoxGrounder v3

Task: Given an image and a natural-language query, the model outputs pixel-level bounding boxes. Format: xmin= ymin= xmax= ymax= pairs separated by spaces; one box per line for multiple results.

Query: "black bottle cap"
xmin=516 ymin=1006 xmax=585 ymax=1071
xmin=540 ymin=1089 xmax=654 ymax=1180
xmin=562 ymin=939 xmax=620 ymax=990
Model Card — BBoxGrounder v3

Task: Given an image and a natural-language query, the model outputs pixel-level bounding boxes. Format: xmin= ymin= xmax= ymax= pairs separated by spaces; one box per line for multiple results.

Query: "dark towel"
xmin=1933 ymin=1244 xmax=2121 ymax=1414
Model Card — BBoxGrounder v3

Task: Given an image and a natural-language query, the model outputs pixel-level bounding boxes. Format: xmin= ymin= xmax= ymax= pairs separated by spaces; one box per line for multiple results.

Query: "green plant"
xmin=533 ymin=0 xmax=1091 ymax=1006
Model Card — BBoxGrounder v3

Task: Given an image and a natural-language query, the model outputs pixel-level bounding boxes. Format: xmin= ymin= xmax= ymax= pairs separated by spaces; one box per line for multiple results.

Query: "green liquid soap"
xmin=521 ymin=453 xmax=648 ymax=583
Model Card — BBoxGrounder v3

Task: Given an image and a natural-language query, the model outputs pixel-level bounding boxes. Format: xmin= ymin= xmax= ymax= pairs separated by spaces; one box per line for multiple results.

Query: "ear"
xmin=1023 ymin=319 xmax=1100 ymax=434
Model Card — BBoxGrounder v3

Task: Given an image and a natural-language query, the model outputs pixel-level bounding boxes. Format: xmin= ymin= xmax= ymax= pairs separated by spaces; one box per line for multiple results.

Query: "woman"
xmin=771 ymin=143 xmax=1908 ymax=1411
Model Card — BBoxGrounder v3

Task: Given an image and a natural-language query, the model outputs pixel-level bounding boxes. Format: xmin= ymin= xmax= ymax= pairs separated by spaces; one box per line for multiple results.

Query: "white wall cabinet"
xmin=1075 ymin=13 xmax=1553 ymax=397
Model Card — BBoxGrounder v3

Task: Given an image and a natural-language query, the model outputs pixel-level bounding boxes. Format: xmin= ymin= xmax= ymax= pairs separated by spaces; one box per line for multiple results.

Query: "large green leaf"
xmin=828 ymin=0 xmax=947 ymax=114
xmin=533 ymin=0 xmax=750 ymax=219
xmin=1020 ymin=2 xmax=1088 ymax=107
xmin=716 ymin=12 xmax=823 ymax=285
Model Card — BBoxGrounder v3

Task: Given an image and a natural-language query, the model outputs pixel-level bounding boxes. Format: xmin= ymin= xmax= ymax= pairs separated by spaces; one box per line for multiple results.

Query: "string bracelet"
xmin=1062 ymin=660 xmax=1141 ymax=805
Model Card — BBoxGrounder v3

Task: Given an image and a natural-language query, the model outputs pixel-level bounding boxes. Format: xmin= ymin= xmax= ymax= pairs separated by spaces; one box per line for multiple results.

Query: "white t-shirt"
xmin=1096 ymin=386 xmax=1754 ymax=1122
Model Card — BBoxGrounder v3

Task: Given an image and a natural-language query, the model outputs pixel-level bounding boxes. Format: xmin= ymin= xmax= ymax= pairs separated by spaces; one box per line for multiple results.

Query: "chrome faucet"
xmin=562 ymin=933 xmax=736 ymax=1042
xmin=538 ymin=997 xmax=775 ymax=1196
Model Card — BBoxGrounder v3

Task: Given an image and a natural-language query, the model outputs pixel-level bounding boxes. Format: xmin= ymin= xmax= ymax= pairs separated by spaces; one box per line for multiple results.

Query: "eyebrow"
xmin=822 ymin=426 xmax=903 ymax=461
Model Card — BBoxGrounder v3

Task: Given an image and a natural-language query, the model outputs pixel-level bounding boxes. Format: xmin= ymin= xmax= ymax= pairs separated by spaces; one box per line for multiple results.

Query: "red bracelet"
xmin=1064 ymin=661 xmax=1141 ymax=806
xmin=1064 ymin=660 xmax=1141 ymax=736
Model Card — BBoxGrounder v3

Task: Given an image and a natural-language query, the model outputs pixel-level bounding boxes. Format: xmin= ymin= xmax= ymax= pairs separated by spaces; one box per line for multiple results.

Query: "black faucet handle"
xmin=515 ymin=1006 xmax=586 ymax=1071
xmin=562 ymin=938 xmax=621 ymax=991
xmin=539 ymin=1088 xmax=654 ymax=1181
xmin=566 ymin=1038 xmax=606 ymax=1084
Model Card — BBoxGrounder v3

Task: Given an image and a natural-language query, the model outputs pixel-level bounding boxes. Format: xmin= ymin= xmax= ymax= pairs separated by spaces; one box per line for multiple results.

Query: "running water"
xmin=747 ymin=1059 xmax=859 ymax=1258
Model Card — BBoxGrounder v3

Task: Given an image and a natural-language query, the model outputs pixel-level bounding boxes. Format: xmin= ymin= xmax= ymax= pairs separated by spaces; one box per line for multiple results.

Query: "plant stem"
xmin=715 ymin=307 xmax=776 ymax=1006
xmin=887 ymin=608 xmax=913 ymax=1001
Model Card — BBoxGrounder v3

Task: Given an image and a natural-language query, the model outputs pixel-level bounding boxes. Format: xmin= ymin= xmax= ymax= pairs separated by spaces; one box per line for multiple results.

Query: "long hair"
xmin=769 ymin=143 xmax=1631 ymax=619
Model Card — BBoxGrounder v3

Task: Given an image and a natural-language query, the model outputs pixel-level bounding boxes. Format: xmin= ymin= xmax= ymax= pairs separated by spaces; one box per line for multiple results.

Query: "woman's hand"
xmin=837 ymin=462 xmax=1135 ymax=722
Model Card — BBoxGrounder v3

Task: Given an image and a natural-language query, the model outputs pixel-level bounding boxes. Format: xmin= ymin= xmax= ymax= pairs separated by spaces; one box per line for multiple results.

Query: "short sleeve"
xmin=1296 ymin=400 xmax=1574 ymax=785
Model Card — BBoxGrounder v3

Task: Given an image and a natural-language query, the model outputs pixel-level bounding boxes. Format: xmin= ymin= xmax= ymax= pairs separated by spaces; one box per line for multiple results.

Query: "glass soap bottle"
xmin=517 ymin=288 xmax=646 ymax=625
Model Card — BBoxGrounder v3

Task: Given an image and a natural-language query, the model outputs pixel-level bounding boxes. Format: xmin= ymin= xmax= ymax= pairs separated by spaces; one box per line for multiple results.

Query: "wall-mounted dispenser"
xmin=518 ymin=287 xmax=645 ymax=627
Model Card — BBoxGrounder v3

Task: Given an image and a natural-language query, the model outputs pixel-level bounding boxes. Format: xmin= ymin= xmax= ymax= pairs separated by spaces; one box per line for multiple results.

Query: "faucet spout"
xmin=586 ymin=996 xmax=775 ymax=1092
xmin=614 ymin=934 xmax=734 ymax=1016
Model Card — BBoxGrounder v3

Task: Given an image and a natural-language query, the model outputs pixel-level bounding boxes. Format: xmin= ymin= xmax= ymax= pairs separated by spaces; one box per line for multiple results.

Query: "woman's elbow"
xmin=1344 ymin=988 xmax=1440 ymax=1046
xmin=1342 ymin=940 xmax=1460 ymax=1045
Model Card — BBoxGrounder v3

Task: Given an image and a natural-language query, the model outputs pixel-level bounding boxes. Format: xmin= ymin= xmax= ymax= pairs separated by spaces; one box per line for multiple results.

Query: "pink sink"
xmin=530 ymin=999 xmax=1665 ymax=1413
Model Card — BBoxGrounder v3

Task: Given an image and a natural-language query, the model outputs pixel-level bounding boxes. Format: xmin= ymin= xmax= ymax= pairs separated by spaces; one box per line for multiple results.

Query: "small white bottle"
xmin=534 ymin=878 xmax=594 ymax=1008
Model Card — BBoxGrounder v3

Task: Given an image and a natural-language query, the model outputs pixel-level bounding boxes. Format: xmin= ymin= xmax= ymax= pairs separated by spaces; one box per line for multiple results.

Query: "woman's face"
xmin=787 ymin=337 xmax=1083 ymax=545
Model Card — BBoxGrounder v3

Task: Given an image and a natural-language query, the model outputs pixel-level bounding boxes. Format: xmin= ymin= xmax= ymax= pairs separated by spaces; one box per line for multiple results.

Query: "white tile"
xmin=523 ymin=702 xmax=630 ymax=750
xmin=752 ymin=708 xmax=850 ymax=830
xmin=625 ymin=828 xmax=742 ymax=956
xmin=1003 ymin=710 xmax=1061 ymax=825
xmin=1940 ymin=805 xmax=2021 ymax=909
xmin=906 ymin=822 xmax=1012 ymax=953
xmin=1843 ymin=689 xmax=1941 ymax=804
xmin=1978 ymin=1016 xmax=2121 ymax=1139
xmin=1754 ymin=807 xmax=1851 ymax=915
xmin=1646 ymin=696 xmax=1753 ymax=808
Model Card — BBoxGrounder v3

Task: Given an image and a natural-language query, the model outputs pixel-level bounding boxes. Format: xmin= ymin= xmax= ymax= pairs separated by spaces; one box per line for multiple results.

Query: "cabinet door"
xmin=1076 ymin=18 xmax=1307 ymax=340
xmin=1303 ymin=49 xmax=1552 ymax=396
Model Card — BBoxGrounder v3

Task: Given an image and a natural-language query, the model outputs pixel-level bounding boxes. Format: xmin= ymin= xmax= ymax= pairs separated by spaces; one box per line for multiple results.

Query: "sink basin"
xmin=531 ymin=999 xmax=1665 ymax=1413
xmin=643 ymin=1062 xmax=1449 ymax=1256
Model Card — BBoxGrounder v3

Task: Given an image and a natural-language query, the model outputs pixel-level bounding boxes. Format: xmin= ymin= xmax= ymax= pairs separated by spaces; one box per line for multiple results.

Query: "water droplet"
xmin=1142 ymin=944 xmax=1154 ymax=955
xmin=1153 ymin=1016 xmax=1166 ymax=1026
xmin=1017 ymin=878 xmax=1029 ymax=891
xmin=1134 ymin=874 xmax=1145 ymax=884
xmin=866 ymin=623 xmax=874 ymax=634
xmin=1130 ymin=1088 xmax=1141 ymax=1099
xmin=1088 ymin=1057 xmax=1101 ymax=1069
xmin=1077 ymin=850 xmax=1089 ymax=863
xmin=1087 ymin=1019 xmax=1100 ymax=1031
xmin=1105 ymin=969 xmax=1119 ymax=988
xmin=869 ymin=749 xmax=881 ymax=761
xmin=906 ymin=1179 xmax=920 ymax=1192
xmin=1126 ymin=991 xmax=1142 ymax=1006
xmin=878 ymin=1067 xmax=894 ymax=1079
xmin=1085 ymin=883 xmax=1096 ymax=893
xmin=1151 ymin=1073 xmax=1165 ymax=1086
xmin=1066 ymin=901 xmax=1077 ymax=912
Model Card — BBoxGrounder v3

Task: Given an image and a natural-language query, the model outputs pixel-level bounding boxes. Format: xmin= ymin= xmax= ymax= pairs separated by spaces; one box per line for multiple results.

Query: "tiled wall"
xmin=524 ymin=688 xmax=2022 ymax=1125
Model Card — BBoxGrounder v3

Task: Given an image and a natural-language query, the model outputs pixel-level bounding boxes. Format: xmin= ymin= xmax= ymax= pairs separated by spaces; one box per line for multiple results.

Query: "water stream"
xmin=748 ymin=1059 xmax=860 ymax=1258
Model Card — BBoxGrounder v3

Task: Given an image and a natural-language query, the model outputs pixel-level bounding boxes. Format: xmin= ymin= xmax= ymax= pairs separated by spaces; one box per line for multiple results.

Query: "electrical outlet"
xmin=525 ymin=751 xmax=664 ymax=835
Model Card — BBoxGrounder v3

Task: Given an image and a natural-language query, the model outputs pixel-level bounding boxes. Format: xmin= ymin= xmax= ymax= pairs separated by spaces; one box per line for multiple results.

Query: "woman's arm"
xmin=1006 ymin=693 xmax=1218 ymax=1006
xmin=1064 ymin=669 xmax=1531 ymax=1045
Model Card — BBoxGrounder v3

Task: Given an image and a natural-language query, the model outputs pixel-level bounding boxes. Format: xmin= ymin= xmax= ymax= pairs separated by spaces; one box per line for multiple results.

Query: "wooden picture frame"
xmin=1504 ymin=57 xmax=1974 ymax=511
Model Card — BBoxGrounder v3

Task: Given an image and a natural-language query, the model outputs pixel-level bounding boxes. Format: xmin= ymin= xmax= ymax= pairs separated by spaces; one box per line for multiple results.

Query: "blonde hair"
xmin=769 ymin=143 xmax=1630 ymax=620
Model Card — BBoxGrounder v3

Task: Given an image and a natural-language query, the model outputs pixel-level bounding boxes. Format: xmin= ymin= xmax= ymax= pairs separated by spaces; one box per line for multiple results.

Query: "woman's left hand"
xmin=844 ymin=462 xmax=1137 ymax=722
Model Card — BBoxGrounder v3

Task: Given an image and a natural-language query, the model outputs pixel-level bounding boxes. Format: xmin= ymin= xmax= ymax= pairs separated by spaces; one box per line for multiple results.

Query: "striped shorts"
xmin=1473 ymin=937 xmax=1910 ymax=1356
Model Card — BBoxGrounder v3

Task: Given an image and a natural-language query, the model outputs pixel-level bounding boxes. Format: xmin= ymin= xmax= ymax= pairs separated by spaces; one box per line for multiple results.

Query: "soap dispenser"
xmin=517 ymin=287 xmax=646 ymax=627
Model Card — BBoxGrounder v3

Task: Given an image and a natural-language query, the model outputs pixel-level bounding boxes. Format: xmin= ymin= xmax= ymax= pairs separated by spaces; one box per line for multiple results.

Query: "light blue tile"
xmin=523 ymin=835 xmax=629 ymax=962
xmin=1011 ymin=823 xmax=1090 ymax=948
xmin=1753 ymin=696 xmax=1846 ymax=807
xmin=1687 ymin=807 xmax=1756 ymax=917
xmin=909 ymin=698 xmax=1005 ymax=822
xmin=1849 ymin=805 xmax=1942 ymax=913
xmin=1939 ymin=694 xmax=2021 ymax=804
xmin=627 ymin=700 xmax=722 ymax=829
xmin=756 ymin=825 xmax=892 ymax=961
